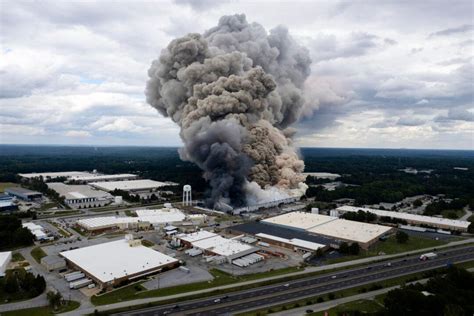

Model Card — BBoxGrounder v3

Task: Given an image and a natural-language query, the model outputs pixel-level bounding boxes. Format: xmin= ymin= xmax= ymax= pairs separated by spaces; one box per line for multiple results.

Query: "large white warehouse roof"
xmin=60 ymin=239 xmax=178 ymax=283
xmin=308 ymin=219 xmax=393 ymax=244
xmin=72 ymin=174 xmax=138 ymax=182
xmin=90 ymin=179 xmax=169 ymax=192
xmin=47 ymin=183 xmax=112 ymax=200
xmin=19 ymin=171 xmax=93 ymax=179
xmin=77 ymin=216 xmax=141 ymax=230
xmin=336 ymin=206 xmax=470 ymax=230
xmin=262 ymin=211 xmax=337 ymax=230
xmin=255 ymin=233 xmax=325 ymax=251
xmin=192 ymin=235 xmax=255 ymax=257
xmin=177 ymin=230 xmax=217 ymax=243
xmin=135 ymin=208 xmax=186 ymax=224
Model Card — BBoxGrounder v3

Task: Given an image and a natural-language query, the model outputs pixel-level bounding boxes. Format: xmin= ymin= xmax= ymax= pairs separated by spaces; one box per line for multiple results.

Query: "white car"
xmin=331 ymin=275 xmax=337 ymax=279
xmin=214 ymin=298 xmax=221 ymax=303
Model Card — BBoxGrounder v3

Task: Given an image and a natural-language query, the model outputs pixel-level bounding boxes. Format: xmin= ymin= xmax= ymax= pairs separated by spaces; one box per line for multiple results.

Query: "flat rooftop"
xmin=337 ymin=206 xmax=470 ymax=230
xmin=90 ymin=179 xmax=169 ymax=192
xmin=231 ymin=222 xmax=338 ymax=246
xmin=191 ymin=235 xmax=255 ymax=257
xmin=19 ymin=171 xmax=93 ymax=179
xmin=135 ymin=208 xmax=186 ymax=224
xmin=262 ymin=211 xmax=337 ymax=230
xmin=60 ymin=239 xmax=178 ymax=283
xmin=77 ymin=216 xmax=141 ymax=229
xmin=308 ymin=219 xmax=393 ymax=244
xmin=177 ymin=230 xmax=217 ymax=243
xmin=5 ymin=187 xmax=42 ymax=196
xmin=72 ymin=174 xmax=138 ymax=182
xmin=47 ymin=183 xmax=112 ymax=200
xmin=255 ymin=233 xmax=325 ymax=251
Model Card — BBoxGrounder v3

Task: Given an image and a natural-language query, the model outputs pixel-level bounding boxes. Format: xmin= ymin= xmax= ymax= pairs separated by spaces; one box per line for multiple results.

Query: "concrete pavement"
xmin=272 ymin=267 xmax=474 ymax=316
xmin=58 ymin=239 xmax=474 ymax=316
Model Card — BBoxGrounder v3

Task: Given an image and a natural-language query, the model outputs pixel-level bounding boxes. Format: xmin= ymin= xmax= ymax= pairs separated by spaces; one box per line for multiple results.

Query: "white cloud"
xmin=0 ymin=0 xmax=472 ymax=149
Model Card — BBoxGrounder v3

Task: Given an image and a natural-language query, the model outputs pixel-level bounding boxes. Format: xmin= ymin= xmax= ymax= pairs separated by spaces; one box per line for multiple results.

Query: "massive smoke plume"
xmin=146 ymin=14 xmax=311 ymax=210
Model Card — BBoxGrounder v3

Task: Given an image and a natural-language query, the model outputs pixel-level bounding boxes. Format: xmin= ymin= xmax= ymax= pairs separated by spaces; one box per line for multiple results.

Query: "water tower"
xmin=183 ymin=185 xmax=192 ymax=206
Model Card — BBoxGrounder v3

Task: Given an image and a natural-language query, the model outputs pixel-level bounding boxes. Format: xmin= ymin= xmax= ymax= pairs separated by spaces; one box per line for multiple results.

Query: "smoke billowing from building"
xmin=146 ymin=14 xmax=311 ymax=210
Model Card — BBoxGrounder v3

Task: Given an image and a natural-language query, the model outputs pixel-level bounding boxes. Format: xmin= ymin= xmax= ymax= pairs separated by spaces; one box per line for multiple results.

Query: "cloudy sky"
xmin=0 ymin=0 xmax=472 ymax=149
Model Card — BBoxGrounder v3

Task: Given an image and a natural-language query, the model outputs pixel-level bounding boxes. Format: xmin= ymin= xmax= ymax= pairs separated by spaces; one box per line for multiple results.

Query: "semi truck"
xmin=69 ymin=278 xmax=92 ymax=289
xmin=65 ymin=272 xmax=85 ymax=282
xmin=419 ymin=252 xmax=437 ymax=261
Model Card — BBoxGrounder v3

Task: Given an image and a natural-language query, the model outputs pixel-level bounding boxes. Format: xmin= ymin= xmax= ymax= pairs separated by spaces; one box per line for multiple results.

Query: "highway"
xmin=114 ymin=245 xmax=474 ymax=316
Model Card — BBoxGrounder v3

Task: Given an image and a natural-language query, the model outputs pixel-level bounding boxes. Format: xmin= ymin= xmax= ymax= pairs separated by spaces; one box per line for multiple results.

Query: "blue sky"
xmin=0 ymin=0 xmax=472 ymax=149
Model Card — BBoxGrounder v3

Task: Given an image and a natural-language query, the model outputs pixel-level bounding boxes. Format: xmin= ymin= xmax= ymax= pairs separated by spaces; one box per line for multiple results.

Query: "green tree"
xmin=4 ymin=274 xmax=19 ymax=293
xmin=349 ymin=243 xmax=360 ymax=255
xmin=395 ymin=230 xmax=409 ymax=244
xmin=47 ymin=290 xmax=63 ymax=310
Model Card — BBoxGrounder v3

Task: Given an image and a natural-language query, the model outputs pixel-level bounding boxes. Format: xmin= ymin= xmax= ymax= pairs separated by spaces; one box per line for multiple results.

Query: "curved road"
xmin=116 ymin=245 xmax=474 ymax=316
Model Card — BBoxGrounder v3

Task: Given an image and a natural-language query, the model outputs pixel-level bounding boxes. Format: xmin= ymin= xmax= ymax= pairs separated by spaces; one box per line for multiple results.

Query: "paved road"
xmin=58 ymin=238 xmax=473 ymax=316
xmin=114 ymin=246 xmax=474 ymax=316
xmin=273 ymin=267 xmax=474 ymax=316
xmin=460 ymin=206 xmax=472 ymax=221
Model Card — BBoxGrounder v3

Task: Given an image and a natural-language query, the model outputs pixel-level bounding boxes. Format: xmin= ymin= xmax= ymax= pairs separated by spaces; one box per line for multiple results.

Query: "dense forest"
xmin=0 ymin=145 xmax=473 ymax=207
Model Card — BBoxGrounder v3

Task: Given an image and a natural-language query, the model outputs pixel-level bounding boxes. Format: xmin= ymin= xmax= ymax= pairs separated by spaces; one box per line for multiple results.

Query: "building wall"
xmin=63 ymin=258 xmax=178 ymax=290
xmin=66 ymin=198 xmax=111 ymax=209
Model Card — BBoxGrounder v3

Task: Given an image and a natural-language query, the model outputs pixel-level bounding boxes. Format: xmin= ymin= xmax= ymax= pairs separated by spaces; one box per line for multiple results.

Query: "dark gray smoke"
xmin=146 ymin=14 xmax=311 ymax=209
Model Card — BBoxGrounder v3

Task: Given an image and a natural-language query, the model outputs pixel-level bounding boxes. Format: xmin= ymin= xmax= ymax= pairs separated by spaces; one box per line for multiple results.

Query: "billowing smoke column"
xmin=146 ymin=14 xmax=311 ymax=210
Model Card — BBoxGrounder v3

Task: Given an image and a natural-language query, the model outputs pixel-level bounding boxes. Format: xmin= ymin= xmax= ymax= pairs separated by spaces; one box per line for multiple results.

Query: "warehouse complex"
xmin=5 ymin=187 xmax=43 ymax=201
xmin=71 ymin=173 xmax=138 ymax=184
xmin=336 ymin=206 xmax=470 ymax=232
xmin=135 ymin=208 xmax=186 ymax=226
xmin=60 ymin=237 xmax=179 ymax=289
xmin=90 ymin=179 xmax=171 ymax=199
xmin=77 ymin=216 xmax=151 ymax=234
xmin=261 ymin=211 xmax=393 ymax=249
xmin=19 ymin=171 xmax=93 ymax=180
xmin=176 ymin=231 xmax=258 ymax=262
xmin=255 ymin=233 xmax=327 ymax=252
xmin=22 ymin=222 xmax=50 ymax=241
xmin=47 ymin=183 xmax=114 ymax=209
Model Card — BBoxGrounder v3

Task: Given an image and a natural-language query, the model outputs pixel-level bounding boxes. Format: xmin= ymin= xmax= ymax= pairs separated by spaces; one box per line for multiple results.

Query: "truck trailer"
xmin=419 ymin=252 xmax=437 ymax=261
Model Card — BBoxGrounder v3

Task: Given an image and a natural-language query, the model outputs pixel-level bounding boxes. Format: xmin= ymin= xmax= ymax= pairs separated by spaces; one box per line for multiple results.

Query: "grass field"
xmin=141 ymin=240 xmax=154 ymax=247
xmin=91 ymin=266 xmax=301 ymax=306
xmin=326 ymin=235 xmax=446 ymax=264
xmin=12 ymin=252 xmax=26 ymax=262
xmin=31 ymin=247 xmax=47 ymax=263
xmin=309 ymin=299 xmax=382 ymax=316
xmin=2 ymin=300 xmax=80 ymax=315
xmin=0 ymin=182 xmax=18 ymax=192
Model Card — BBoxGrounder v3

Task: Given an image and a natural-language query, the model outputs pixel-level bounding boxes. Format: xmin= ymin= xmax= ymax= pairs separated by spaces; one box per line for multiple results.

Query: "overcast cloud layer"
xmin=0 ymin=0 xmax=472 ymax=149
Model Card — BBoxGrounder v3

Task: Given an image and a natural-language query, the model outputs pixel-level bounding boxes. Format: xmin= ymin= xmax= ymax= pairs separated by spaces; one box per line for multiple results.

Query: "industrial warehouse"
xmin=176 ymin=231 xmax=258 ymax=263
xmin=89 ymin=179 xmax=173 ymax=199
xmin=336 ymin=206 xmax=471 ymax=232
xmin=47 ymin=182 xmax=114 ymax=209
xmin=76 ymin=216 xmax=151 ymax=234
xmin=260 ymin=211 xmax=393 ymax=249
xmin=59 ymin=236 xmax=179 ymax=290
xmin=5 ymin=187 xmax=43 ymax=201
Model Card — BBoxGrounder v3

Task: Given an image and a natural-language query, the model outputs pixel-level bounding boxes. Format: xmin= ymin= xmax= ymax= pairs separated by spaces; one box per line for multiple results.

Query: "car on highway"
xmin=284 ymin=283 xmax=290 ymax=287
xmin=331 ymin=275 xmax=337 ymax=279
xmin=214 ymin=298 xmax=221 ymax=303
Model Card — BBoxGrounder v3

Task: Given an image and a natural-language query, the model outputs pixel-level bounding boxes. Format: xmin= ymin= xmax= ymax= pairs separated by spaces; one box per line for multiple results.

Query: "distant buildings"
xmin=336 ymin=205 xmax=470 ymax=232
xmin=47 ymin=183 xmax=113 ymax=209
xmin=5 ymin=187 xmax=43 ymax=201
xmin=22 ymin=222 xmax=51 ymax=241
xmin=90 ymin=179 xmax=173 ymax=199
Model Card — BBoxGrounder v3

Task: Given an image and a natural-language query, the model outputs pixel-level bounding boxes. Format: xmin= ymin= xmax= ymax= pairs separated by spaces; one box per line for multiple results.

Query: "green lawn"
xmin=441 ymin=209 xmax=465 ymax=219
xmin=1 ymin=300 xmax=80 ymax=315
xmin=141 ymin=240 xmax=154 ymax=247
xmin=12 ymin=252 xmax=26 ymax=262
xmin=0 ymin=182 xmax=18 ymax=192
xmin=30 ymin=247 xmax=47 ymax=263
xmin=125 ymin=210 xmax=137 ymax=217
xmin=91 ymin=267 xmax=301 ymax=306
xmin=308 ymin=299 xmax=382 ymax=316
xmin=326 ymin=235 xmax=446 ymax=264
